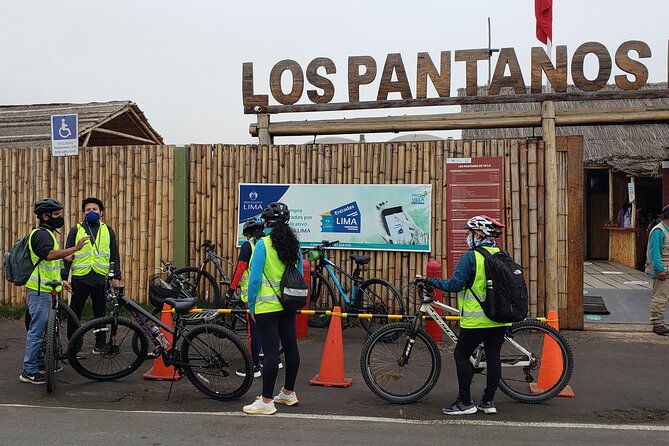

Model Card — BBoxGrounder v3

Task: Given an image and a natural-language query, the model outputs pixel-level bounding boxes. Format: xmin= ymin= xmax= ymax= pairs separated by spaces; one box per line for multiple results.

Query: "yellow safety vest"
xmin=239 ymin=240 xmax=255 ymax=303
xmin=254 ymin=236 xmax=284 ymax=314
xmin=460 ymin=246 xmax=512 ymax=329
xmin=71 ymin=223 xmax=111 ymax=276
xmin=27 ymin=228 xmax=63 ymax=294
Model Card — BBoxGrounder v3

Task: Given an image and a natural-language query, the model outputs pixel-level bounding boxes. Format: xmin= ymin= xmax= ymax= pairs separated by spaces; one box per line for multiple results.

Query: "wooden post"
xmin=608 ymin=168 xmax=614 ymax=222
xmin=630 ymin=176 xmax=637 ymax=228
xmin=257 ymin=114 xmax=273 ymax=146
xmin=542 ymin=101 xmax=558 ymax=313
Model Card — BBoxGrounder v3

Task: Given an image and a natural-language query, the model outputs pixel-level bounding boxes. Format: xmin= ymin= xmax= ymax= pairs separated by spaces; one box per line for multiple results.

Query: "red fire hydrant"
xmin=296 ymin=258 xmax=310 ymax=339
xmin=425 ymin=259 xmax=443 ymax=342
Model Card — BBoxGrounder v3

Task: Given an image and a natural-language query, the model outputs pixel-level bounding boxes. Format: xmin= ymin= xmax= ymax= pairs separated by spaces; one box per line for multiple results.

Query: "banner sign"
xmin=445 ymin=157 xmax=503 ymax=276
xmin=237 ymin=183 xmax=432 ymax=252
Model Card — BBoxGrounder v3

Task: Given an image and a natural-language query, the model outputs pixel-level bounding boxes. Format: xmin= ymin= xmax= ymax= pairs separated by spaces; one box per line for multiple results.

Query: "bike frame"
xmin=320 ymin=257 xmax=363 ymax=307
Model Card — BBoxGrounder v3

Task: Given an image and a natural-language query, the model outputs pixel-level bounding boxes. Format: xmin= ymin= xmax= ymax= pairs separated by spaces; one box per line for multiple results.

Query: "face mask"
xmin=466 ymin=233 xmax=474 ymax=249
xmin=85 ymin=211 xmax=101 ymax=224
xmin=50 ymin=216 xmax=65 ymax=229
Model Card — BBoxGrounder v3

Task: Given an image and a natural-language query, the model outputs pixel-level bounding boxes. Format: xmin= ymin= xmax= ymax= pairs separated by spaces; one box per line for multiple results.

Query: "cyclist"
xmin=421 ymin=215 xmax=510 ymax=415
xmin=242 ymin=202 xmax=302 ymax=415
xmin=20 ymin=198 xmax=88 ymax=384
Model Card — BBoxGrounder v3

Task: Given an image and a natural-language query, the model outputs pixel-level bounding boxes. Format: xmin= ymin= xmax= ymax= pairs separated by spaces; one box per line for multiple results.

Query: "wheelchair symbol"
xmin=58 ymin=118 xmax=72 ymax=138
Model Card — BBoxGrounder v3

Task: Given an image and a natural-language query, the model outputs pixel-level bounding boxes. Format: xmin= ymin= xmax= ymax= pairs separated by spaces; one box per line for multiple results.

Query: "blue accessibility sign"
xmin=51 ymin=114 xmax=78 ymax=156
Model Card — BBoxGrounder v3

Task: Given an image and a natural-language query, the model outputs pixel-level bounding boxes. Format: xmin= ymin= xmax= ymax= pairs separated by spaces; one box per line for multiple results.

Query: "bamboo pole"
xmin=543 ymin=101 xmax=559 ymax=312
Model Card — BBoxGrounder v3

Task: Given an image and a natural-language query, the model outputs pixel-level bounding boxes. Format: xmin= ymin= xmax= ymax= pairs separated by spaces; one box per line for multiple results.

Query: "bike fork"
xmin=399 ymin=318 xmax=422 ymax=366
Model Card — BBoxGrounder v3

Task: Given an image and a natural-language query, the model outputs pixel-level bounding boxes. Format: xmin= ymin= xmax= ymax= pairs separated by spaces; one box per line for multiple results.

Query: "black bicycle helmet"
xmin=243 ymin=217 xmax=264 ymax=236
xmin=261 ymin=202 xmax=290 ymax=223
xmin=33 ymin=198 xmax=64 ymax=216
xmin=148 ymin=274 xmax=179 ymax=308
xmin=82 ymin=197 xmax=105 ymax=212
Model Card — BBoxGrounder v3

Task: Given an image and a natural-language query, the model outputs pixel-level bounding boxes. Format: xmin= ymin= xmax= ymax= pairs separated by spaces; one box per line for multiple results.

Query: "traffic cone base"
xmin=143 ymin=304 xmax=183 ymax=381
xmin=528 ymin=383 xmax=575 ymax=397
xmin=309 ymin=306 xmax=352 ymax=388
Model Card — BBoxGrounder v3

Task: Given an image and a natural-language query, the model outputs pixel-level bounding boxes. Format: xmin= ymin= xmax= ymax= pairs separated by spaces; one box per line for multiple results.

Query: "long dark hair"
xmin=269 ymin=221 xmax=300 ymax=265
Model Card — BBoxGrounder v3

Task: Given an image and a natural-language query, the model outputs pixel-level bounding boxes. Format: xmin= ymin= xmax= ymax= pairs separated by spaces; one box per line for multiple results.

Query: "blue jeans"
xmin=23 ymin=290 xmax=50 ymax=373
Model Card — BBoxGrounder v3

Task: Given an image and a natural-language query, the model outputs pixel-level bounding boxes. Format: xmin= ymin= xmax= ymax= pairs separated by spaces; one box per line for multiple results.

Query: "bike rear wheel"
xmin=360 ymin=322 xmax=441 ymax=404
xmin=181 ymin=324 xmax=253 ymax=401
xmin=173 ymin=267 xmax=221 ymax=309
xmin=44 ymin=309 xmax=58 ymax=393
xmin=357 ymin=278 xmax=404 ymax=335
xmin=307 ymin=271 xmax=337 ymax=328
xmin=498 ymin=320 xmax=574 ymax=403
xmin=68 ymin=316 xmax=148 ymax=381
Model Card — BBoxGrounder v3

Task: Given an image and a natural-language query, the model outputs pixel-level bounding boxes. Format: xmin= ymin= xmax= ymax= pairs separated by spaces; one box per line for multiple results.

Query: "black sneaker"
xmin=476 ymin=400 xmax=497 ymax=414
xmin=236 ymin=365 xmax=262 ymax=378
xmin=652 ymin=325 xmax=669 ymax=336
xmin=19 ymin=370 xmax=46 ymax=385
xmin=442 ymin=399 xmax=477 ymax=415
xmin=39 ymin=365 xmax=63 ymax=374
xmin=92 ymin=345 xmax=107 ymax=355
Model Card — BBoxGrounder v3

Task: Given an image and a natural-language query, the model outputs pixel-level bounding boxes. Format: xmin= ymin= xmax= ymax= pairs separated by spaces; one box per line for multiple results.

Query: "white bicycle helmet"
xmin=463 ymin=215 xmax=505 ymax=238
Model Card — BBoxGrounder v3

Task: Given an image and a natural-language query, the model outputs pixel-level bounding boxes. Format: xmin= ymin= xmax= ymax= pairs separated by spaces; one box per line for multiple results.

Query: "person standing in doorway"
xmin=62 ymin=197 xmax=122 ymax=350
xmin=645 ymin=204 xmax=669 ymax=336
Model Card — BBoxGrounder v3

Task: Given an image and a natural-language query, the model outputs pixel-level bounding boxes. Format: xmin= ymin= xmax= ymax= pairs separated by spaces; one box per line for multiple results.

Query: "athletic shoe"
xmin=39 ymin=365 xmax=63 ymax=374
xmin=243 ymin=396 xmax=277 ymax=415
xmin=75 ymin=351 xmax=87 ymax=360
xmin=273 ymin=389 xmax=299 ymax=406
xmin=476 ymin=400 xmax=497 ymax=414
xmin=92 ymin=345 xmax=107 ymax=355
xmin=442 ymin=399 xmax=477 ymax=415
xmin=652 ymin=325 xmax=669 ymax=336
xmin=19 ymin=370 xmax=46 ymax=385
xmin=236 ymin=365 xmax=262 ymax=378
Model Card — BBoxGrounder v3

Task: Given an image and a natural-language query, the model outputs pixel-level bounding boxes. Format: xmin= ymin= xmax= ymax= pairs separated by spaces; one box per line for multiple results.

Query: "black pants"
xmin=255 ymin=311 xmax=300 ymax=399
xmin=453 ymin=326 xmax=507 ymax=403
xmin=67 ymin=279 xmax=106 ymax=340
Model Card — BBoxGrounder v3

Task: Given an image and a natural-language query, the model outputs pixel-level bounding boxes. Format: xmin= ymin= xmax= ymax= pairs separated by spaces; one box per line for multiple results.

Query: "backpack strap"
xmin=466 ymin=247 xmax=490 ymax=305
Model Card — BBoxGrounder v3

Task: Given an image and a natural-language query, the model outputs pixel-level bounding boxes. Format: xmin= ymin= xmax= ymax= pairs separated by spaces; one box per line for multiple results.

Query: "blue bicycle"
xmin=305 ymin=240 xmax=405 ymax=334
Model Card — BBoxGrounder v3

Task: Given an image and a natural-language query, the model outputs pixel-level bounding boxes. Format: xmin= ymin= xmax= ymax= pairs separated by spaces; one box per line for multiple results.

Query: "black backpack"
xmin=4 ymin=229 xmax=44 ymax=286
xmin=468 ymin=246 xmax=528 ymax=323
xmin=265 ymin=262 xmax=308 ymax=313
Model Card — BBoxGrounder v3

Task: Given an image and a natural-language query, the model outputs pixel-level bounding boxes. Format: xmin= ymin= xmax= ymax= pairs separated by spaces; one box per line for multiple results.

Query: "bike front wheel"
xmin=173 ymin=267 xmax=221 ymax=309
xmin=358 ymin=278 xmax=405 ymax=335
xmin=68 ymin=316 xmax=148 ymax=381
xmin=360 ymin=322 xmax=441 ymax=404
xmin=498 ymin=320 xmax=574 ymax=403
xmin=181 ymin=324 xmax=253 ymax=401
xmin=44 ymin=309 xmax=58 ymax=393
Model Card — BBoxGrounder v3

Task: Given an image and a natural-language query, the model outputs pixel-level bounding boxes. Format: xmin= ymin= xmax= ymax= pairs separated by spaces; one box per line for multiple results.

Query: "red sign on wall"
xmin=445 ymin=157 xmax=503 ymax=276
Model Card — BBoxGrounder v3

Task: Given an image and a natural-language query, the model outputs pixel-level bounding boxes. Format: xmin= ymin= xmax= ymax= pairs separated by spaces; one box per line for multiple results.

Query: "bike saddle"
xmin=164 ymin=297 xmax=196 ymax=314
xmin=350 ymin=255 xmax=370 ymax=265
xmin=45 ymin=280 xmax=62 ymax=288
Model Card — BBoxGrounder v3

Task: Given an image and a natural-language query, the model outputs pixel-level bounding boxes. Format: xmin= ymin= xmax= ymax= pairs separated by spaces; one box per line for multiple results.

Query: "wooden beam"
xmin=542 ymin=101 xmax=558 ymax=313
xmin=126 ymin=107 xmax=163 ymax=143
xmin=91 ymin=127 xmax=158 ymax=144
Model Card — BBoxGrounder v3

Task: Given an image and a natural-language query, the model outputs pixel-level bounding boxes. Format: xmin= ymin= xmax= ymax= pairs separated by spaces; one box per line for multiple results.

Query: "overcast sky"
xmin=1 ymin=1 xmax=667 ymax=145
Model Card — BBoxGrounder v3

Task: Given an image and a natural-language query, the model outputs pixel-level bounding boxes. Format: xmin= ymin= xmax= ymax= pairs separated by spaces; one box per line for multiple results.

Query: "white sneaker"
xmin=273 ymin=389 xmax=299 ymax=406
xmin=243 ymin=396 xmax=277 ymax=415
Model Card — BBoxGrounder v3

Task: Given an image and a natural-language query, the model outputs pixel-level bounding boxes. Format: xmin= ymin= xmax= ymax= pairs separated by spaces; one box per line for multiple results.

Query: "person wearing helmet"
xmin=421 ymin=215 xmax=509 ymax=415
xmin=61 ymin=197 xmax=122 ymax=350
xmin=645 ymin=204 xmax=669 ymax=336
xmin=242 ymin=202 xmax=302 ymax=415
xmin=20 ymin=198 xmax=89 ymax=384
xmin=227 ymin=217 xmax=267 ymax=378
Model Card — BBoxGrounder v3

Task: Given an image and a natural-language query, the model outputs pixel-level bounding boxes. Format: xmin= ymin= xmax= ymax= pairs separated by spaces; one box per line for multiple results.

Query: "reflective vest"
xmin=239 ymin=240 xmax=255 ymax=303
xmin=27 ymin=228 xmax=63 ymax=294
xmin=255 ymin=236 xmax=284 ymax=314
xmin=460 ymin=245 xmax=512 ymax=329
xmin=71 ymin=223 xmax=111 ymax=276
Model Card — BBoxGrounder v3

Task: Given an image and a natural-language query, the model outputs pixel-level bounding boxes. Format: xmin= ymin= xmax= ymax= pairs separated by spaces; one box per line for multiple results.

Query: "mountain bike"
xmin=67 ymin=267 xmax=253 ymax=401
xmin=304 ymin=240 xmax=406 ymax=335
xmin=360 ymin=280 xmax=574 ymax=404
xmin=172 ymin=239 xmax=227 ymax=309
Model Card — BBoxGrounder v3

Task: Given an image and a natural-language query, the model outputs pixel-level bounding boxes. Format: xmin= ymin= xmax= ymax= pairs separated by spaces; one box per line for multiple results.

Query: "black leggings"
xmin=68 ymin=279 xmax=107 ymax=340
xmin=453 ymin=326 xmax=507 ymax=403
xmin=255 ymin=311 xmax=300 ymax=399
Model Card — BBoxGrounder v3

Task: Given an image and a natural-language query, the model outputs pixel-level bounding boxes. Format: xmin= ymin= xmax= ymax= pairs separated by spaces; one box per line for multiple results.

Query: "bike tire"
xmin=68 ymin=316 xmax=148 ymax=381
xmin=360 ymin=322 xmax=441 ymax=404
xmin=358 ymin=278 xmax=405 ymax=335
xmin=173 ymin=267 xmax=222 ymax=309
xmin=497 ymin=320 xmax=574 ymax=403
xmin=307 ymin=271 xmax=337 ymax=328
xmin=181 ymin=324 xmax=253 ymax=401
xmin=45 ymin=309 xmax=58 ymax=393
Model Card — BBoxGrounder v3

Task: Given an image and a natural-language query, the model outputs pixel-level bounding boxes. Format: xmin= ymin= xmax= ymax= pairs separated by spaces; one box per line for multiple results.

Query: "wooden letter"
xmin=242 ymin=62 xmax=269 ymax=107
xmin=454 ymin=49 xmax=489 ymax=96
xmin=348 ymin=56 xmax=377 ymax=102
xmin=416 ymin=51 xmax=451 ymax=99
xmin=269 ymin=60 xmax=304 ymax=105
xmin=376 ymin=53 xmax=413 ymax=100
xmin=531 ymin=45 xmax=568 ymax=93
xmin=489 ymin=47 xmax=527 ymax=95
xmin=614 ymin=40 xmax=651 ymax=90
xmin=306 ymin=57 xmax=336 ymax=104
xmin=571 ymin=42 xmax=612 ymax=92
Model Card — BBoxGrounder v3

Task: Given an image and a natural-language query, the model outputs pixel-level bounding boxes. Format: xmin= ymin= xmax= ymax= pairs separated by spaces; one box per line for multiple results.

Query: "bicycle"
xmin=360 ymin=280 xmax=574 ymax=404
xmin=67 ymin=266 xmax=254 ymax=401
xmin=305 ymin=240 xmax=405 ymax=335
xmin=172 ymin=239 xmax=227 ymax=309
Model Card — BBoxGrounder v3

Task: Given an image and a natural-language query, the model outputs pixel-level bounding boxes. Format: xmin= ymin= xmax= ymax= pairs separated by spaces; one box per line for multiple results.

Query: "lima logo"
xmin=249 ymin=191 xmax=258 ymax=201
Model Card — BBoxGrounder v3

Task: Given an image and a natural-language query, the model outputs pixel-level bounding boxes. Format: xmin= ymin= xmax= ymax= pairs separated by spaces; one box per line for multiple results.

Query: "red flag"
xmin=535 ymin=0 xmax=553 ymax=44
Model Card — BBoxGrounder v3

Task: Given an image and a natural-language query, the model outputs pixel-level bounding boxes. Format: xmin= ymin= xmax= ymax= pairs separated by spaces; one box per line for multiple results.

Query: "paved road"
xmin=1 ymin=319 xmax=668 ymax=445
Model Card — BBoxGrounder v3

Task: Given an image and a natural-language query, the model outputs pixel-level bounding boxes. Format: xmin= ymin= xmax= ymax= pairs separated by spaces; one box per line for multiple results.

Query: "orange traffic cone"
xmin=529 ymin=309 xmax=574 ymax=397
xmin=309 ymin=306 xmax=352 ymax=388
xmin=143 ymin=304 xmax=182 ymax=381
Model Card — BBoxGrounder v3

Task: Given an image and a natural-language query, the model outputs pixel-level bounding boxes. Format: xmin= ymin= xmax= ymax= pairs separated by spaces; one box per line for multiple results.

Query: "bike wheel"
xmin=173 ymin=267 xmax=222 ymax=308
xmin=58 ymin=301 xmax=79 ymax=356
xmin=360 ymin=322 xmax=441 ymax=404
xmin=68 ymin=316 xmax=148 ymax=381
xmin=181 ymin=324 xmax=253 ymax=401
xmin=307 ymin=272 xmax=337 ymax=328
xmin=497 ymin=320 xmax=574 ymax=403
xmin=44 ymin=309 xmax=58 ymax=393
xmin=358 ymin=278 xmax=405 ymax=335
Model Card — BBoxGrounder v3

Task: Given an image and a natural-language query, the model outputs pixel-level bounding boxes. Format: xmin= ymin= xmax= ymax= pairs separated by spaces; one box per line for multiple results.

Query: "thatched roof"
xmin=0 ymin=101 xmax=163 ymax=149
xmin=460 ymin=83 xmax=669 ymax=177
